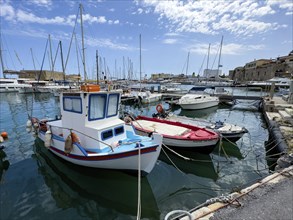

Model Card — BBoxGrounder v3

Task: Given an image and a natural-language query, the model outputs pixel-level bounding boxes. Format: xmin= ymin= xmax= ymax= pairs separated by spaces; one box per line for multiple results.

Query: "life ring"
xmin=156 ymin=104 xmax=164 ymax=114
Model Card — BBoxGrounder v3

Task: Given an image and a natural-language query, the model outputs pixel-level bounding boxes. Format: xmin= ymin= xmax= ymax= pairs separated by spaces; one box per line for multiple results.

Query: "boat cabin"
xmin=56 ymin=87 xmax=126 ymax=151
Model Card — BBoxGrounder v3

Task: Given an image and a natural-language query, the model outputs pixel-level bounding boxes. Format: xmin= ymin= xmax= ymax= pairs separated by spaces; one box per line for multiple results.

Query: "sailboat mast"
xmin=206 ymin=43 xmax=210 ymax=70
xmin=96 ymin=50 xmax=99 ymax=84
xmin=80 ymin=4 xmax=87 ymax=82
xmin=186 ymin=51 xmax=190 ymax=76
xmin=59 ymin=41 xmax=65 ymax=80
xmin=139 ymin=34 xmax=142 ymax=92
xmin=217 ymin=36 xmax=223 ymax=78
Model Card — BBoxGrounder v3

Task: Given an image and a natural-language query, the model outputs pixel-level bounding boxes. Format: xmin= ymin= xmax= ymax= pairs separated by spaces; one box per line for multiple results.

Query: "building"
xmin=229 ymin=51 xmax=293 ymax=82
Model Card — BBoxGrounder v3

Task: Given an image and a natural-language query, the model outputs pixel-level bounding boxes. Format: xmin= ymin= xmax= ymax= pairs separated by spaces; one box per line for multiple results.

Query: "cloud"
xmin=0 ymin=1 xmax=116 ymax=26
xmin=140 ymin=0 xmax=289 ymax=36
xmin=163 ymin=38 xmax=177 ymax=44
xmin=188 ymin=42 xmax=265 ymax=55
xmin=27 ymin=0 xmax=53 ymax=9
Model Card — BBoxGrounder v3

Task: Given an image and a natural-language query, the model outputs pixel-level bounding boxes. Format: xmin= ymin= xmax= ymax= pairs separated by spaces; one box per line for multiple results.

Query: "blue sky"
xmin=0 ymin=0 xmax=292 ymax=80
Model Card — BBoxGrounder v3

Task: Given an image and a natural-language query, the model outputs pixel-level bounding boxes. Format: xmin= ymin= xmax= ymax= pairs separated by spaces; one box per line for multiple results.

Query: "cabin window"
xmin=63 ymin=97 xmax=82 ymax=113
xmin=107 ymin=94 xmax=119 ymax=117
xmin=114 ymin=126 xmax=124 ymax=136
xmin=101 ymin=129 xmax=113 ymax=140
xmin=89 ymin=94 xmax=107 ymax=120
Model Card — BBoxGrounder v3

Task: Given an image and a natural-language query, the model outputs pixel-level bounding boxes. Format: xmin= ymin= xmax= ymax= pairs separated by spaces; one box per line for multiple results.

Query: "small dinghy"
xmin=130 ymin=115 xmax=219 ymax=154
xmin=29 ymin=85 xmax=163 ymax=175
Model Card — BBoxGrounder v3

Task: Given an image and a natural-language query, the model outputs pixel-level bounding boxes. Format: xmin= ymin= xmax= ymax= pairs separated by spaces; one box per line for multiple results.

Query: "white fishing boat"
xmin=30 ymin=85 xmax=162 ymax=175
xmin=178 ymin=94 xmax=219 ymax=110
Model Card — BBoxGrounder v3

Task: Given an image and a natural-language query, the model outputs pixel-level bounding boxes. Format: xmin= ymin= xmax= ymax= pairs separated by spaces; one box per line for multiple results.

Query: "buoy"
xmin=26 ymin=119 xmax=32 ymax=127
xmin=71 ymin=132 xmax=80 ymax=144
xmin=156 ymin=104 xmax=164 ymax=114
xmin=64 ymin=135 xmax=73 ymax=154
xmin=1 ymin=132 xmax=8 ymax=139
xmin=44 ymin=130 xmax=52 ymax=148
xmin=0 ymin=136 xmax=4 ymax=143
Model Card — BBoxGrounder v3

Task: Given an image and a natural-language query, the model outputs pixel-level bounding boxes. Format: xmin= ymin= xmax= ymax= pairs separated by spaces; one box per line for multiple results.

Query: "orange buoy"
xmin=1 ymin=131 xmax=8 ymax=139
xmin=156 ymin=104 xmax=164 ymax=113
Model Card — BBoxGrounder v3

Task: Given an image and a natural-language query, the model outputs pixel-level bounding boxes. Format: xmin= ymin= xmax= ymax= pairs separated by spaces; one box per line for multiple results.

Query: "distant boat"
xmin=160 ymin=82 xmax=187 ymax=94
xmin=131 ymin=90 xmax=162 ymax=104
xmin=178 ymin=93 xmax=219 ymax=110
xmin=0 ymin=78 xmax=32 ymax=93
xmin=30 ymin=85 xmax=163 ymax=175
xmin=130 ymin=115 xmax=219 ymax=154
xmin=163 ymin=114 xmax=248 ymax=142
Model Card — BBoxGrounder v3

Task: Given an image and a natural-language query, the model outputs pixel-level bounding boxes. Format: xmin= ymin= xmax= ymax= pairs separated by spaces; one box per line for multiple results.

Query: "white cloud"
xmin=140 ymin=0 xmax=289 ymax=36
xmin=27 ymin=0 xmax=53 ymax=9
xmin=188 ymin=42 xmax=265 ymax=56
xmin=163 ymin=38 xmax=177 ymax=44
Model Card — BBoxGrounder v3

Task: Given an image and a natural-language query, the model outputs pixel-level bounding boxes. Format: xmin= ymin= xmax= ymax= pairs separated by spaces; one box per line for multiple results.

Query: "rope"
xmin=136 ymin=142 xmax=141 ymax=220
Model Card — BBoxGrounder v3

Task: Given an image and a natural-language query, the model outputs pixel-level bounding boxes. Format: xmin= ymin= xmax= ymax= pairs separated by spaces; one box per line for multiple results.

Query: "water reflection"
xmin=213 ymin=141 xmax=244 ymax=160
xmin=179 ymin=106 xmax=219 ymax=118
xmin=0 ymin=146 xmax=10 ymax=181
xmin=33 ymin=138 xmax=159 ymax=219
xmin=159 ymin=149 xmax=218 ymax=181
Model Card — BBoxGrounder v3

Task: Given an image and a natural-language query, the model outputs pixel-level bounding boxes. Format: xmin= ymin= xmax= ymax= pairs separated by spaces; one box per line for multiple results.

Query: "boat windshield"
xmin=88 ymin=93 xmax=120 ymax=121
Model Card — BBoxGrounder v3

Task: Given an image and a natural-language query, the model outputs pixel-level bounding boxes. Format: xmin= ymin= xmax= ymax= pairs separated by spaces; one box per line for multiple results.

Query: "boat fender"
xmin=44 ymin=130 xmax=52 ymax=148
xmin=1 ymin=132 xmax=8 ymax=139
xmin=156 ymin=104 xmax=164 ymax=114
xmin=31 ymin=118 xmax=39 ymax=129
xmin=71 ymin=132 xmax=80 ymax=144
xmin=64 ymin=135 xmax=73 ymax=154
xmin=124 ymin=116 xmax=133 ymax=124
xmin=26 ymin=119 xmax=32 ymax=127
xmin=0 ymin=136 xmax=4 ymax=143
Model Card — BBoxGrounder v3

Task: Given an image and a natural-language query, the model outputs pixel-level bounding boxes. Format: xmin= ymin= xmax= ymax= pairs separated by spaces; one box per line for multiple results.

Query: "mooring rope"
xmin=136 ymin=142 xmax=141 ymax=220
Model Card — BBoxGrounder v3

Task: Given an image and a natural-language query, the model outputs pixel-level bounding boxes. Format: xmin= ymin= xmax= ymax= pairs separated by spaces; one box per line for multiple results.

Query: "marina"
xmin=0 ymin=1 xmax=292 ymax=219
xmin=1 ymin=87 xmax=290 ymax=219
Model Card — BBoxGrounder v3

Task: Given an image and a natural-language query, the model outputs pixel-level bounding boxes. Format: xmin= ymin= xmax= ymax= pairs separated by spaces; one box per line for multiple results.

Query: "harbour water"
xmin=0 ymin=89 xmax=273 ymax=220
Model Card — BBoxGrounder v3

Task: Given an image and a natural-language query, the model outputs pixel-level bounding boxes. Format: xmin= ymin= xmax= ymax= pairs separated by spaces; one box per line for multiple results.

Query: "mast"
xmin=80 ymin=4 xmax=87 ymax=82
xmin=96 ymin=50 xmax=99 ymax=84
xmin=59 ymin=41 xmax=65 ymax=81
xmin=217 ymin=36 xmax=224 ymax=78
xmin=48 ymin=34 xmax=54 ymax=73
xmin=30 ymin=48 xmax=36 ymax=70
xmin=186 ymin=51 xmax=190 ymax=77
xmin=0 ymin=32 xmax=5 ymax=78
xmin=206 ymin=43 xmax=211 ymax=79
xmin=139 ymin=34 xmax=142 ymax=92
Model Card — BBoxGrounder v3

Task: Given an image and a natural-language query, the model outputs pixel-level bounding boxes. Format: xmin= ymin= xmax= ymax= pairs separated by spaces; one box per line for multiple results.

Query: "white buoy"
xmin=44 ymin=130 xmax=52 ymax=148
xmin=0 ymin=136 xmax=4 ymax=143
xmin=26 ymin=119 xmax=32 ymax=127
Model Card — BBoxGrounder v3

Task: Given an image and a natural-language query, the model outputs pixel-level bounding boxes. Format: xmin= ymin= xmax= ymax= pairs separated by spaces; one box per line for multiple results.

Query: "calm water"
xmin=0 ymin=89 xmax=272 ymax=220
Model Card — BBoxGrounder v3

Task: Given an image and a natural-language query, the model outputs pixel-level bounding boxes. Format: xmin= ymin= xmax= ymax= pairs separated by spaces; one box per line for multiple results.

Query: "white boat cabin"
xmin=53 ymin=88 xmax=126 ymax=152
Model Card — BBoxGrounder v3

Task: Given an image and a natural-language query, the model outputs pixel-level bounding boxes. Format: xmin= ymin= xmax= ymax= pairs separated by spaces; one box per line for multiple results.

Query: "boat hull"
xmin=135 ymin=129 xmax=218 ymax=154
xmin=38 ymin=131 xmax=162 ymax=175
xmin=179 ymin=100 xmax=219 ymax=110
xmin=132 ymin=116 xmax=219 ymax=154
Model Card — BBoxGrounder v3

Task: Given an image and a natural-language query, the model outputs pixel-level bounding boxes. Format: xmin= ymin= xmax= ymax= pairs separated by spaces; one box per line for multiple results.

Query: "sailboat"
xmin=29 ymin=5 xmax=163 ymax=175
xmin=131 ymin=35 xmax=162 ymax=104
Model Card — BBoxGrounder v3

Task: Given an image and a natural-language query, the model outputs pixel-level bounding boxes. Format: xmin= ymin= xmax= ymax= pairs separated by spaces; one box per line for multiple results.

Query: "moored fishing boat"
xmin=29 ymin=85 xmax=163 ymax=175
xmin=129 ymin=115 xmax=219 ymax=154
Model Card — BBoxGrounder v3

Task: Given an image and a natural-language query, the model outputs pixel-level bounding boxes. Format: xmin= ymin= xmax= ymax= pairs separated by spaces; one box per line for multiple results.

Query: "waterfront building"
xmin=229 ymin=51 xmax=293 ymax=83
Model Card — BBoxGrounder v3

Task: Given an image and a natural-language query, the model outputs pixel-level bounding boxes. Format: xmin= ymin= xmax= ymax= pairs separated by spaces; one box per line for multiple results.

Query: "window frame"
xmin=63 ymin=96 xmax=82 ymax=114
xmin=106 ymin=93 xmax=120 ymax=118
xmin=101 ymin=129 xmax=113 ymax=141
xmin=88 ymin=93 xmax=107 ymax=121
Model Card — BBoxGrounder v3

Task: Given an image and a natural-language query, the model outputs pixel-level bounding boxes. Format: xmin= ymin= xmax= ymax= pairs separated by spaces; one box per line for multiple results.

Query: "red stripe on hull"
xmin=49 ymin=146 xmax=159 ymax=161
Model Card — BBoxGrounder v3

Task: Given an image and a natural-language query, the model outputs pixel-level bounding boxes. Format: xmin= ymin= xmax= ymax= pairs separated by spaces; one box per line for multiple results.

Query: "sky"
xmin=0 ymin=0 xmax=292 ymax=80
